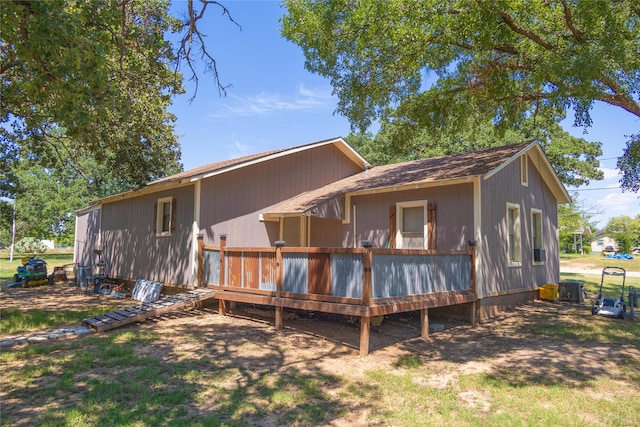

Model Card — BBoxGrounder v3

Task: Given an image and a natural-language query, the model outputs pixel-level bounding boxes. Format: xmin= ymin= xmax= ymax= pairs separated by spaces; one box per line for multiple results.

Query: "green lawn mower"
xmin=12 ymin=256 xmax=52 ymax=288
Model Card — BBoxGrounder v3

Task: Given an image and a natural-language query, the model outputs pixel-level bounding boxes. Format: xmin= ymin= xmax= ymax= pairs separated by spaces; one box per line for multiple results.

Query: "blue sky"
xmin=168 ymin=0 xmax=639 ymax=229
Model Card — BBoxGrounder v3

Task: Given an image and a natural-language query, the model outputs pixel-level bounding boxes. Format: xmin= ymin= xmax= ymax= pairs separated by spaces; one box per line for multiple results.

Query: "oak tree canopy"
xmin=282 ymin=0 xmax=640 ymax=191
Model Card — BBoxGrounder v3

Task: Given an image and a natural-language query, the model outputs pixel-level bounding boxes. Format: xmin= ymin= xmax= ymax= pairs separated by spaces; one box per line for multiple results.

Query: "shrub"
xmin=14 ymin=237 xmax=48 ymax=254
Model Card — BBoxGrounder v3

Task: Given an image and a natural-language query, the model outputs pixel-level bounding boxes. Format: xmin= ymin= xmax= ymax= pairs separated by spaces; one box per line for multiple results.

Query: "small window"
xmin=396 ymin=201 xmax=427 ymax=249
xmin=531 ymin=209 xmax=544 ymax=264
xmin=507 ymin=203 xmax=521 ymax=265
xmin=520 ymin=154 xmax=528 ymax=186
xmin=155 ymin=196 xmax=174 ymax=236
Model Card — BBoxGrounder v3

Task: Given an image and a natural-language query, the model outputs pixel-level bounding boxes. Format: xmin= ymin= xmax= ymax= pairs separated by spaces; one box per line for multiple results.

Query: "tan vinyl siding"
xmin=310 ymin=183 xmax=474 ymax=250
xmin=74 ymin=207 xmax=101 ymax=267
xmin=100 ymin=185 xmax=195 ymax=286
xmin=199 ymin=144 xmax=362 ymax=247
xmin=480 ymin=156 xmax=559 ymax=298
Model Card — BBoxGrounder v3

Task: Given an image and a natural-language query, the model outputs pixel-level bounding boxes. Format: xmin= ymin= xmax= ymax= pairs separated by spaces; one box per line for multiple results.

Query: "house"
xmin=75 ymin=138 xmax=570 ymax=329
xmin=590 ymin=230 xmax=618 ymax=253
xmin=74 ymin=137 xmax=369 ymax=286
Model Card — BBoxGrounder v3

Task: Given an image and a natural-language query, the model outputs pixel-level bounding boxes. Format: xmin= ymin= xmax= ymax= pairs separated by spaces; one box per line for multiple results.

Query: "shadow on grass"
xmin=383 ymin=302 xmax=640 ymax=390
xmin=1 ymin=318 xmax=359 ymax=426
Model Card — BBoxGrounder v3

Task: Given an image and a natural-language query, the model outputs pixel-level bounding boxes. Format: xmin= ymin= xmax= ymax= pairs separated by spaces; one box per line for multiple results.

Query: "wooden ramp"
xmin=83 ymin=289 xmax=217 ymax=333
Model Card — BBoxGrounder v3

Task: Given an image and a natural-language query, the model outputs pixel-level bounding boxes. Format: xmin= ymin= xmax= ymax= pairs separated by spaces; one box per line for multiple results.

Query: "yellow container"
xmin=539 ymin=284 xmax=559 ymax=301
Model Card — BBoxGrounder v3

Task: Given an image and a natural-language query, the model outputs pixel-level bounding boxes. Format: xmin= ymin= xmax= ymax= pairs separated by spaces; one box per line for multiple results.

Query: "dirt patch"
xmin=1 ymin=282 xmax=132 ymax=314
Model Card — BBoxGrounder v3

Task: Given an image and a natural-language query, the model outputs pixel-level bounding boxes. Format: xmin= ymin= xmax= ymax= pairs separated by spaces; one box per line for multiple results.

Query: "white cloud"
xmin=595 ymin=191 xmax=640 ymax=221
xmin=209 ymin=84 xmax=335 ymax=118
xmin=599 ymin=167 xmax=620 ymax=180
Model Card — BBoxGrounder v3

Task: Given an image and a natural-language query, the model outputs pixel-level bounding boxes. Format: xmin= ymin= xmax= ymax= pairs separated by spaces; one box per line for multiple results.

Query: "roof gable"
xmin=264 ymin=141 xmax=571 ymax=217
xmin=93 ymin=137 xmax=368 ymax=205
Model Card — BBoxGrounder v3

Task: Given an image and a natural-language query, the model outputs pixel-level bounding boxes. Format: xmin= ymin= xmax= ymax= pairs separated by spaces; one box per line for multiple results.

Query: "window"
xmin=520 ymin=154 xmax=528 ymax=186
xmin=396 ymin=201 xmax=427 ymax=249
xmin=531 ymin=209 xmax=545 ymax=263
xmin=507 ymin=203 xmax=521 ymax=265
xmin=155 ymin=196 xmax=174 ymax=236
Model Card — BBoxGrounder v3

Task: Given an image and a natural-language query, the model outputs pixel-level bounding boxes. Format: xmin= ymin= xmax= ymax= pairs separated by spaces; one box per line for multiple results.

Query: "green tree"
xmin=282 ymin=0 xmax=640 ymax=190
xmin=606 ymin=215 xmax=640 ymax=253
xmin=1 ymin=0 xmax=238 ymax=198
xmin=3 ymin=133 xmax=163 ymax=246
xmin=558 ymin=196 xmax=596 ymax=253
xmin=349 ymin=113 xmax=603 ymax=187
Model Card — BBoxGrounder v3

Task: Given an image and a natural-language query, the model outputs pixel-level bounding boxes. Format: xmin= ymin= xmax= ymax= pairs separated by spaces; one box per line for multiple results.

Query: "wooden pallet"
xmin=83 ymin=289 xmax=217 ymax=333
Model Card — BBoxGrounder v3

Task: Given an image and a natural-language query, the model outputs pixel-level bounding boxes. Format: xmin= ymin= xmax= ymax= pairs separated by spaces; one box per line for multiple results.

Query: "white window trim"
xmin=156 ymin=196 xmax=173 ymax=237
xmin=396 ymin=200 xmax=428 ymax=249
xmin=506 ymin=202 xmax=521 ymax=267
xmin=531 ymin=208 xmax=544 ymax=265
xmin=520 ymin=154 xmax=529 ymax=186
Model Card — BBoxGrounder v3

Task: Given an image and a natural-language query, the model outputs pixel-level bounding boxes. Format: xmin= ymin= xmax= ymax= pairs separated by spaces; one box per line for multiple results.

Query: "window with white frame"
xmin=531 ymin=209 xmax=544 ymax=263
xmin=507 ymin=203 xmax=521 ymax=265
xmin=396 ymin=200 xmax=428 ymax=249
xmin=155 ymin=196 xmax=174 ymax=236
xmin=520 ymin=154 xmax=528 ymax=186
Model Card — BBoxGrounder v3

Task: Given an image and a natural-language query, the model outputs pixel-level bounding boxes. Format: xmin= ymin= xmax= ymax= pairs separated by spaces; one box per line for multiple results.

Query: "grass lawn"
xmin=560 ymin=252 xmax=640 ymax=303
xmin=1 ymin=249 xmax=638 ymax=426
xmin=560 ymin=252 xmax=640 ymax=272
xmin=1 ymin=303 xmax=638 ymax=426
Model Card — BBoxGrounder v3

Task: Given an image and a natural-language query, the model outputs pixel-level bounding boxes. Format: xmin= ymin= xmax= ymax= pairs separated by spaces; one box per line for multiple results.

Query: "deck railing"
xmin=197 ymin=235 xmax=477 ymax=357
xmin=198 ymin=236 xmax=476 ymax=304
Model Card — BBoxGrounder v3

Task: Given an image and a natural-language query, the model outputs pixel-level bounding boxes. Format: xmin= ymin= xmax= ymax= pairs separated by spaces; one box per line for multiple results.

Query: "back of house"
xmin=74 ymin=138 xmax=368 ymax=287
xmin=74 ymin=138 xmax=569 ymax=320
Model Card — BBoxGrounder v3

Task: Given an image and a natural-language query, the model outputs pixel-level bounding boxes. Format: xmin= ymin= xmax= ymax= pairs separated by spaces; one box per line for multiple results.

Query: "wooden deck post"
xmin=197 ymin=234 xmax=204 ymax=288
xmin=274 ymin=240 xmax=285 ymax=330
xmin=420 ymin=308 xmax=429 ymax=339
xmin=362 ymin=240 xmax=373 ymax=307
xmin=360 ymin=240 xmax=374 ymax=357
xmin=359 ymin=316 xmax=371 ymax=357
xmin=468 ymin=240 xmax=477 ymax=325
xmin=219 ymin=234 xmax=227 ymax=316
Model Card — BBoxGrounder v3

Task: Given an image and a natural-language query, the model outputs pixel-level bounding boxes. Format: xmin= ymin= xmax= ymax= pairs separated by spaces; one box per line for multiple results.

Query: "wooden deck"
xmin=83 ymin=289 xmax=217 ymax=333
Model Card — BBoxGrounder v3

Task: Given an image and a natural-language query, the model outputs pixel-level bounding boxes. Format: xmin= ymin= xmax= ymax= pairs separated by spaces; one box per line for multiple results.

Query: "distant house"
xmin=75 ymin=138 xmax=570 ymax=322
xmin=590 ymin=230 xmax=618 ymax=253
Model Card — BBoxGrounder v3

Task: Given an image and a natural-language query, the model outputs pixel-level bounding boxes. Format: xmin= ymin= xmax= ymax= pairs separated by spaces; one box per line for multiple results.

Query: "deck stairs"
xmin=83 ymin=289 xmax=217 ymax=333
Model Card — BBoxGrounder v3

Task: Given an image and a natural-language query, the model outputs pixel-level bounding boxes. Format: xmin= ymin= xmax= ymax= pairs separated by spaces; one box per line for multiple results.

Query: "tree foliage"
xmin=605 ymin=215 xmax=640 ymax=253
xmin=1 ymin=0 xmax=238 ymax=242
xmin=282 ymin=0 xmax=640 ymax=190
xmin=1 ymin=0 xmax=238 ymax=198
xmin=557 ymin=196 xmax=597 ymax=252
xmin=348 ymin=112 xmax=603 ymax=187
xmin=2 ymin=0 xmax=181 ymax=194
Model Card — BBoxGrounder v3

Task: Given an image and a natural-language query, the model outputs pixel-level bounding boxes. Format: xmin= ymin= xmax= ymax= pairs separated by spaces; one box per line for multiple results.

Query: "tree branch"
xmin=175 ymin=0 xmax=241 ymax=102
xmin=500 ymin=11 xmax=555 ymax=50
xmin=561 ymin=0 xmax=584 ymax=42
xmin=594 ymin=76 xmax=640 ymax=117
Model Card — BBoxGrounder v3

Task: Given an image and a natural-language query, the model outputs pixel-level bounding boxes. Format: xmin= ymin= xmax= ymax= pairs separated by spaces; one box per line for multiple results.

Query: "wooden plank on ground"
xmin=115 ymin=310 xmax=137 ymax=318
xmin=83 ymin=318 xmax=106 ymax=329
xmin=95 ymin=314 xmax=115 ymax=324
xmin=82 ymin=289 xmax=218 ymax=333
xmin=104 ymin=312 xmax=127 ymax=322
xmin=123 ymin=307 xmax=145 ymax=315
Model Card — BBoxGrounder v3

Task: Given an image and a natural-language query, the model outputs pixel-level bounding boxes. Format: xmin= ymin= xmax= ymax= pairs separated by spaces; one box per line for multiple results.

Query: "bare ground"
xmin=1 ymin=283 xmax=639 ymax=425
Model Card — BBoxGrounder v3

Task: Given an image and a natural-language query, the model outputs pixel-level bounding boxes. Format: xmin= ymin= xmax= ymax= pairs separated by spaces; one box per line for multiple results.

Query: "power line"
xmin=571 ymin=187 xmax=622 ymax=192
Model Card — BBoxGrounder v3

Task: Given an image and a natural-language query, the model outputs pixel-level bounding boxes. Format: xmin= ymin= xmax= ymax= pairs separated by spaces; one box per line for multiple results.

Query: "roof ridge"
xmin=149 ymin=137 xmax=347 ymax=186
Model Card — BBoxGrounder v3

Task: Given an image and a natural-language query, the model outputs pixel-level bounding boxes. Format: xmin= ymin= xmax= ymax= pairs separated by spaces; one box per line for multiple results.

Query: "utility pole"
xmin=9 ymin=199 xmax=16 ymax=262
